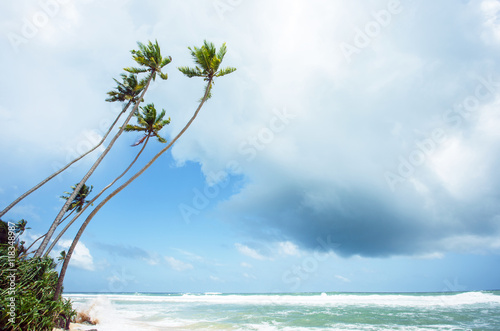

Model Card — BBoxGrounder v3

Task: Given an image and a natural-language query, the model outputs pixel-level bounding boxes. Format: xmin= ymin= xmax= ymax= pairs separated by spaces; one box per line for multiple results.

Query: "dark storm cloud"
xmin=221 ymin=176 xmax=500 ymax=257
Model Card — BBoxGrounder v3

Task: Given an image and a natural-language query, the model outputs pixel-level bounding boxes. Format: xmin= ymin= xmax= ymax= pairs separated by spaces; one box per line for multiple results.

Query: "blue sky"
xmin=1 ymin=0 xmax=500 ymax=293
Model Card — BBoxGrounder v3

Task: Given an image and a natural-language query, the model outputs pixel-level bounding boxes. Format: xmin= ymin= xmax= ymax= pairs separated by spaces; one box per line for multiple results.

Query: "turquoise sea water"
xmin=65 ymin=291 xmax=500 ymax=330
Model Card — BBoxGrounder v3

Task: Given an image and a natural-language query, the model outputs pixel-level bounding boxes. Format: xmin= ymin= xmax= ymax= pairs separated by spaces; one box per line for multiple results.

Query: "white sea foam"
xmin=63 ymin=292 xmax=500 ymax=330
xmin=66 ymin=291 xmax=500 ymax=308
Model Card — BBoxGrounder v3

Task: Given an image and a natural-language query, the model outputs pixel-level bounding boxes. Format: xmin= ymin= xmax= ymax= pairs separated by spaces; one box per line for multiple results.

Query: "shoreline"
xmin=54 ymin=323 xmax=98 ymax=331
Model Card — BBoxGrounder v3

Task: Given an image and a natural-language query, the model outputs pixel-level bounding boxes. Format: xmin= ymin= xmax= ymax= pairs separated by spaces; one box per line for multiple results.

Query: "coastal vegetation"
xmin=0 ymin=40 xmax=234 ymax=330
xmin=0 ymin=220 xmax=75 ymax=331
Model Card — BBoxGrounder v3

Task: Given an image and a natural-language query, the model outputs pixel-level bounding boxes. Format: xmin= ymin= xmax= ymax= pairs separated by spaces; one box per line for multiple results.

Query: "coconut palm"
xmin=124 ymin=103 xmax=170 ymax=146
xmin=59 ymin=183 xmax=93 ymax=223
xmin=44 ymin=104 xmax=170 ymax=256
xmin=106 ymin=73 xmax=146 ymax=103
xmin=60 ymin=184 xmax=93 ymax=214
xmin=35 ymin=40 xmax=171 ymax=258
xmin=19 ymin=184 xmax=92 ymax=258
xmin=178 ymin=40 xmax=236 ymax=99
xmin=125 ymin=40 xmax=171 ymax=81
xmin=0 ymin=74 xmax=144 ymax=220
xmin=54 ymin=41 xmax=235 ymax=300
xmin=57 ymin=250 xmax=66 ymax=265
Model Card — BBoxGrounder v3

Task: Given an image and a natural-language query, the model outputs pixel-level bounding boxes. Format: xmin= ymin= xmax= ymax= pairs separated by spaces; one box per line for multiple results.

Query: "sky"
xmin=1 ymin=0 xmax=500 ymax=294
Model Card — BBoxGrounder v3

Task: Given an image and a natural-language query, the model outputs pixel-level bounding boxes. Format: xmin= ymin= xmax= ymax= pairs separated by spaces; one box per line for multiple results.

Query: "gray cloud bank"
xmin=171 ymin=0 xmax=500 ymax=258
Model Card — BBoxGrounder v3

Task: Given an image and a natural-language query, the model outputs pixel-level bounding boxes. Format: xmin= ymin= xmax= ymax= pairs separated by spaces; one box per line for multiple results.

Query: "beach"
xmin=59 ymin=291 xmax=500 ymax=330
xmin=54 ymin=323 xmax=98 ymax=331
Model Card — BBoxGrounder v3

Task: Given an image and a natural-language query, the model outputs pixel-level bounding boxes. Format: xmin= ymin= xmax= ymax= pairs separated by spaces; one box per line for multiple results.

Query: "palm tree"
xmin=18 ymin=184 xmax=92 ymax=258
xmin=44 ymin=104 xmax=170 ymax=256
xmin=178 ymin=40 xmax=236 ymax=99
xmin=106 ymin=73 xmax=146 ymax=103
xmin=57 ymin=250 xmax=66 ymax=265
xmin=35 ymin=40 xmax=171 ymax=258
xmin=0 ymin=74 xmax=144 ymax=220
xmin=60 ymin=184 xmax=93 ymax=213
xmin=54 ymin=41 xmax=235 ymax=300
xmin=124 ymin=103 xmax=170 ymax=146
xmin=59 ymin=183 xmax=93 ymax=223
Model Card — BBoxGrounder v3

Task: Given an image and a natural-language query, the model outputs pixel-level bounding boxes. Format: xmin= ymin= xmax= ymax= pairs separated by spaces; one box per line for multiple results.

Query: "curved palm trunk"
xmin=44 ymin=136 xmax=150 ymax=256
xmin=35 ymin=77 xmax=153 ymax=258
xmin=0 ymin=101 xmax=133 ymax=219
xmin=54 ymin=79 xmax=213 ymax=300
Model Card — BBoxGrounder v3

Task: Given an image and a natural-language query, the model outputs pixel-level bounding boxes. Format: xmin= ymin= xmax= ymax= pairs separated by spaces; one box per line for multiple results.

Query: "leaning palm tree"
xmin=60 ymin=184 xmax=93 ymax=213
xmin=19 ymin=184 xmax=93 ymax=258
xmin=54 ymin=41 xmax=235 ymax=300
xmin=0 ymin=74 xmax=144 ymax=220
xmin=178 ymin=40 xmax=236 ymax=98
xmin=59 ymin=183 xmax=93 ymax=223
xmin=106 ymin=73 xmax=146 ymax=103
xmin=44 ymin=104 xmax=170 ymax=256
xmin=35 ymin=40 xmax=171 ymax=258
xmin=124 ymin=103 xmax=171 ymax=146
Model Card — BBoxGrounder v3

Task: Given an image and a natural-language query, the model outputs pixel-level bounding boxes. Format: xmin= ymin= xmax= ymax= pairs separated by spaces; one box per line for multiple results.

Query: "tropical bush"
xmin=0 ymin=220 xmax=75 ymax=331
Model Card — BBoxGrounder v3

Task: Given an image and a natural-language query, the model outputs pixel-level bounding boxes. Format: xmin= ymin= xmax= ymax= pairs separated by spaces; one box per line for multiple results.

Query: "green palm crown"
xmin=60 ymin=184 xmax=93 ymax=213
xmin=178 ymin=40 xmax=236 ymax=98
xmin=124 ymin=103 xmax=170 ymax=146
xmin=106 ymin=73 xmax=146 ymax=104
xmin=124 ymin=40 xmax=172 ymax=81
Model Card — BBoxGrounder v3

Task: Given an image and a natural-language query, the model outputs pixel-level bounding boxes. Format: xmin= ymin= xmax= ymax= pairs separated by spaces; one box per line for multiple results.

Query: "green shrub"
xmin=0 ymin=221 xmax=76 ymax=331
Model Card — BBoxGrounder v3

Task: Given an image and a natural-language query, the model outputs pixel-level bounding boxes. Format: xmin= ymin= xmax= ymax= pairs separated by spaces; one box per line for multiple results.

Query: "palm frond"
xmin=123 ymin=125 xmax=146 ymax=132
xmin=155 ymin=135 xmax=167 ymax=144
xmin=178 ymin=66 xmax=203 ymax=78
xmin=124 ymin=67 xmax=148 ymax=74
xmin=216 ymin=67 xmax=237 ymax=77
xmin=216 ymin=42 xmax=228 ymax=62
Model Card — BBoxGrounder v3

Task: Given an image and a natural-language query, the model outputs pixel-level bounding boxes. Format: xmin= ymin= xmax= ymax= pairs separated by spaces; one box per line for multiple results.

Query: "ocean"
xmin=65 ymin=291 xmax=500 ymax=330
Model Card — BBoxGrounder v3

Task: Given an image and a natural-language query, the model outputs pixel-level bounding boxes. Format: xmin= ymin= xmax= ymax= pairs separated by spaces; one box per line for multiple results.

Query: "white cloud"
xmin=481 ymin=0 xmax=500 ymax=43
xmin=174 ymin=248 xmax=204 ymax=262
xmin=334 ymin=275 xmax=351 ymax=283
xmin=413 ymin=252 xmax=445 ymax=260
xmin=439 ymin=234 xmax=500 ymax=254
xmin=57 ymin=239 xmax=94 ymax=271
xmin=240 ymin=262 xmax=253 ymax=268
xmin=235 ymin=243 xmax=269 ymax=260
xmin=168 ymin=0 xmax=500 ymax=258
xmin=164 ymin=256 xmax=193 ymax=271
xmin=2 ymin=0 xmax=500 ymax=263
xmin=277 ymin=241 xmax=301 ymax=257
xmin=144 ymin=255 xmax=161 ymax=266
xmin=209 ymin=275 xmax=223 ymax=282
xmin=243 ymin=273 xmax=256 ymax=280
